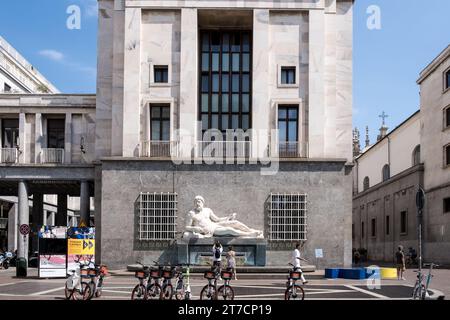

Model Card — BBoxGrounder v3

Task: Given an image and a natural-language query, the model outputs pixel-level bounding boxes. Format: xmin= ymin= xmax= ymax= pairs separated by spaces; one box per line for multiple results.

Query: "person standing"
xmin=212 ymin=240 xmax=223 ymax=271
xmin=226 ymin=246 xmax=237 ymax=280
xmin=292 ymin=243 xmax=308 ymax=285
xmin=395 ymin=245 xmax=406 ymax=280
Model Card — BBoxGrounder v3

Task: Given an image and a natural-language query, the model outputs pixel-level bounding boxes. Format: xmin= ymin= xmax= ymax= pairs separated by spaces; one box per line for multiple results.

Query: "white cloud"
xmin=39 ymin=49 xmax=64 ymax=61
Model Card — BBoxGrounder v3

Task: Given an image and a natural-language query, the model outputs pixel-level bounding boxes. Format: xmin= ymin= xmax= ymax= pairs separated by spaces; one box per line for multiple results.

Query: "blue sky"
xmin=1 ymin=0 xmax=449 ymax=144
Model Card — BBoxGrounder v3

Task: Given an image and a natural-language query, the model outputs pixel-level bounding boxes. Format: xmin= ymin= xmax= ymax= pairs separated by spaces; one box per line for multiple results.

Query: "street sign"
xmin=19 ymin=224 xmax=30 ymax=235
xmin=315 ymin=249 xmax=323 ymax=259
xmin=416 ymin=187 xmax=425 ymax=211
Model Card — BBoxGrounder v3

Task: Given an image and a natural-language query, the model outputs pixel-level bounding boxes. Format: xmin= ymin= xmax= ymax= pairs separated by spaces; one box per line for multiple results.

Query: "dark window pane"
xmin=222 ymin=94 xmax=229 ymax=112
xmin=243 ymin=53 xmax=250 ymax=72
xmin=202 ymin=53 xmax=209 ymax=71
xmin=201 ymin=75 xmax=209 ymax=93
xmin=47 ymin=119 xmax=65 ymax=149
xmin=232 ymin=115 xmax=239 ymax=129
xmin=201 ymin=94 xmax=209 ymax=112
xmin=242 ymin=74 xmax=250 ymax=92
xmin=221 ymin=115 xmax=229 ymax=130
xmin=288 ymin=109 xmax=298 ymax=119
xmin=222 ymin=54 xmax=229 ymax=72
xmin=222 ymin=74 xmax=229 ymax=92
xmin=231 ymin=33 xmax=241 ymax=52
xmin=211 ymin=94 xmax=219 ymax=112
xmin=211 ymin=32 xmax=220 ymax=52
xmin=151 ymin=121 xmax=160 ymax=140
xmin=162 ymin=121 xmax=170 ymax=141
xmin=222 ymin=33 xmax=230 ymax=52
xmin=211 ymin=115 xmax=219 ymax=129
xmin=288 ymin=122 xmax=297 ymax=141
xmin=242 ymin=94 xmax=250 ymax=113
xmin=212 ymin=74 xmax=219 ymax=92
xmin=447 ymin=146 xmax=450 ymax=166
xmin=279 ymin=109 xmax=287 ymax=119
xmin=232 ymin=74 xmax=239 ymax=93
xmin=202 ymin=33 xmax=210 ymax=51
xmin=447 ymin=70 xmax=450 ymax=89
xmin=242 ymin=115 xmax=249 ymax=130
xmin=444 ymin=198 xmax=450 ymax=214
xmin=232 ymin=94 xmax=239 ymax=112
xmin=154 ymin=66 xmax=168 ymax=83
xmin=232 ymin=53 xmax=240 ymax=72
xmin=202 ymin=114 xmax=209 ymax=131
xmin=212 ymin=53 xmax=219 ymax=72
xmin=162 ymin=107 xmax=170 ymax=118
xmin=281 ymin=67 xmax=296 ymax=85
xmin=242 ymin=33 xmax=250 ymax=52
xmin=151 ymin=107 xmax=161 ymax=118
xmin=447 ymin=108 xmax=450 ymax=127
xmin=279 ymin=121 xmax=287 ymax=141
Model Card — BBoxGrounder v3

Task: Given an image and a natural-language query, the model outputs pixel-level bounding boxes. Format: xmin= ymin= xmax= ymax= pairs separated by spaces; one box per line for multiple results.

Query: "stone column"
xmin=122 ymin=7 xmax=142 ymax=157
xmin=179 ymin=8 xmax=198 ymax=159
xmin=79 ymin=181 xmax=90 ymax=227
xmin=31 ymin=193 xmax=44 ymax=252
xmin=56 ymin=194 xmax=68 ymax=227
xmin=7 ymin=203 xmax=18 ymax=252
xmin=65 ymin=113 xmax=72 ymax=164
xmin=35 ymin=113 xmax=42 ymax=163
xmin=19 ymin=113 xmax=26 ymax=163
xmin=17 ymin=181 xmax=29 ymax=260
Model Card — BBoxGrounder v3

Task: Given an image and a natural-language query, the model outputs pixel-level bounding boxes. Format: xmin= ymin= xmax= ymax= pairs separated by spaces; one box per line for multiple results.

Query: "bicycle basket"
xmin=162 ymin=270 xmax=174 ymax=279
xmin=221 ymin=271 xmax=233 ymax=280
xmin=135 ymin=270 xmax=147 ymax=279
xmin=290 ymin=271 xmax=301 ymax=280
xmin=204 ymin=271 xmax=216 ymax=280
xmin=150 ymin=269 xmax=161 ymax=279
xmin=80 ymin=268 xmax=89 ymax=278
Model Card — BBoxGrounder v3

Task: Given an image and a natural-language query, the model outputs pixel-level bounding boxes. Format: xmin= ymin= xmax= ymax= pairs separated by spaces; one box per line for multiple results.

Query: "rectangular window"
xmin=371 ymin=218 xmax=376 ymax=238
xmin=268 ymin=193 xmax=307 ymax=241
xmin=444 ymin=198 xmax=450 ymax=214
xmin=138 ymin=192 xmax=177 ymax=241
xmin=47 ymin=119 xmax=65 ymax=149
xmin=278 ymin=106 xmax=299 ymax=157
xmin=361 ymin=222 xmax=365 ymax=239
xmin=1 ymin=119 xmax=19 ymax=148
xmin=400 ymin=211 xmax=407 ymax=235
xmin=154 ymin=66 xmax=168 ymax=83
xmin=386 ymin=215 xmax=390 ymax=235
xmin=446 ymin=107 xmax=450 ymax=128
xmin=4 ymin=83 xmax=11 ymax=92
xmin=150 ymin=105 xmax=170 ymax=141
xmin=199 ymin=30 xmax=252 ymax=133
xmin=352 ymin=224 xmax=355 ymax=240
xmin=446 ymin=70 xmax=450 ymax=90
xmin=281 ymin=67 xmax=296 ymax=85
xmin=446 ymin=145 xmax=450 ymax=166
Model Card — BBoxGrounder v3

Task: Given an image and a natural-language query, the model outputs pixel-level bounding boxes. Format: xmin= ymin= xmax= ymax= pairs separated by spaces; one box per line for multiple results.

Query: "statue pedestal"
xmin=177 ymin=238 xmax=268 ymax=267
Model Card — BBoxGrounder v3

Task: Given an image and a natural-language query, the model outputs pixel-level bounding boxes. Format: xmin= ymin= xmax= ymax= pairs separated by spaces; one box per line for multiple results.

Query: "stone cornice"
xmin=417 ymin=44 xmax=450 ymax=85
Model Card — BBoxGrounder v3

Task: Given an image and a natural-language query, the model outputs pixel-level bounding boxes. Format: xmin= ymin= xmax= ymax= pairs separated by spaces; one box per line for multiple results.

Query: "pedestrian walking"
xmin=226 ymin=246 xmax=237 ymax=280
xmin=395 ymin=245 xmax=406 ymax=280
xmin=292 ymin=243 xmax=308 ymax=285
xmin=212 ymin=240 xmax=223 ymax=270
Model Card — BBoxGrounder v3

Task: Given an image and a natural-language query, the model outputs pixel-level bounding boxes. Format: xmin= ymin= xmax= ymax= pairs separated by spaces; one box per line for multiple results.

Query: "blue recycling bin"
xmin=325 ymin=268 xmax=340 ymax=279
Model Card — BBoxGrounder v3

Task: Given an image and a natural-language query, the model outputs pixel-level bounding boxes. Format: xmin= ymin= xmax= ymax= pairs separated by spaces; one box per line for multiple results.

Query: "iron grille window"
xmin=268 ymin=193 xmax=307 ymax=241
xmin=281 ymin=67 xmax=296 ymax=85
xmin=138 ymin=192 xmax=177 ymax=241
xmin=154 ymin=66 xmax=168 ymax=83
xmin=199 ymin=30 xmax=252 ymax=133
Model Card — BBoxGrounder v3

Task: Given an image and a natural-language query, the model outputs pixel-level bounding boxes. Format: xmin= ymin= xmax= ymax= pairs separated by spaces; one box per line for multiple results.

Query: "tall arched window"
xmin=412 ymin=145 xmax=421 ymax=166
xmin=363 ymin=177 xmax=370 ymax=191
xmin=382 ymin=164 xmax=390 ymax=182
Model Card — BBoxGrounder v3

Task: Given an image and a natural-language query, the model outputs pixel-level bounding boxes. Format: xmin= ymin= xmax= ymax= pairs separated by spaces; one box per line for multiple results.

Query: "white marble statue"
xmin=183 ymin=196 xmax=264 ymax=239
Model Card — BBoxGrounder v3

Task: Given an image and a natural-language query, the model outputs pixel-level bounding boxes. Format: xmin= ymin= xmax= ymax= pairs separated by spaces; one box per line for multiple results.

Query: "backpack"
xmin=214 ymin=247 xmax=221 ymax=259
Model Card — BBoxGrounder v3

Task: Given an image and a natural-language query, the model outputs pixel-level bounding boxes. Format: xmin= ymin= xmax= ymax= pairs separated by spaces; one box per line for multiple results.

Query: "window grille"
xmin=138 ymin=192 xmax=177 ymax=241
xmin=268 ymin=193 xmax=307 ymax=241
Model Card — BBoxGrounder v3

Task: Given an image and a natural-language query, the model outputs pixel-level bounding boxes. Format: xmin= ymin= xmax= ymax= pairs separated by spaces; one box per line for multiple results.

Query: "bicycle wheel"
xmin=161 ymin=283 xmax=174 ymax=300
xmin=73 ymin=282 xmax=92 ymax=301
xmin=412 ymin=284 xmax=420 ymax=300
xmin=174 ymin=285 xmax=185 ymax=301
xmin=131 ymin=284 xmax=147 ymax=300
xmin=218 ymin=285 xmax=235 ymax=300
xmin=146 ymin=283 xmax=162 ymax=300
xmin=64 ymin=283 xmax=72 ymax=300
xmin=285 ymin=285 xmax=305 ymax=300
xmin=200 ymin=285 xmax=217 ymax=300
xmin=87 ymin=282 xmax=96 ymax=300
xmin=95 ymin=288 xmax=102 ymax=298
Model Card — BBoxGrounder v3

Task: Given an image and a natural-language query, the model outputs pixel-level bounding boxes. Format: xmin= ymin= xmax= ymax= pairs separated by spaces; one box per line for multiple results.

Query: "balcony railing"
xmin=140 ymin=141 xmax=179 ymax=158
xmin=0 ymin=148 xmax=18 ymax=163
xmin=41 ymin=148 xmax=65 ymax=164
xmin=274 ymin=142 xmax=309 ymax=158
xmin=197 ymin=141 xmax=252 ymax=159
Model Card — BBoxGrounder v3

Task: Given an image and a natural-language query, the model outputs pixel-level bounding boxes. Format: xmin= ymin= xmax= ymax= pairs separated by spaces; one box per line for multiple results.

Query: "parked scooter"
xmin=0 ymin=251 xmax=13 ymax=269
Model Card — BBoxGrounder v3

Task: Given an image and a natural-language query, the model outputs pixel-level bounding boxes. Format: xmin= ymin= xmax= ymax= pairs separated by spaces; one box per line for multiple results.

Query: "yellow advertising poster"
xmin=68 ymin=239 xmax=95 ymax=255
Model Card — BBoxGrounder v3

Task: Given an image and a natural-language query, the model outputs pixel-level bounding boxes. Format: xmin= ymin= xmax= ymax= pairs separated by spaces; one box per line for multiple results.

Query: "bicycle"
xmin=146 ymin=261 xmax=163 ymax=300
xmin=200 ymin=263 xmax=220 ymax=300
xmin=412 ymin=263 xmax=439 ymax=300
xmin=173 ymin=264 xmax=192 ymax=300
xmin=86 ymin=265 xmax=108 ymax=299
xmin=284 ymin=263 xmax=305 ymax=300
xmin=131 ymin=262 xmax=150 ymax=300
xmin=65 ymin=261 xmax=92 ymax=300
xmin=217 ymin=269 xmax=235 ymax=300
xmin=160 ymin=264 xmax=176 ymax=300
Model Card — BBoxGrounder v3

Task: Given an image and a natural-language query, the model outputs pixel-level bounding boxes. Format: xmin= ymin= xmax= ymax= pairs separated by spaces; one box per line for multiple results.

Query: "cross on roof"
xmin=379 ymin=111 xmax=389 ymax=126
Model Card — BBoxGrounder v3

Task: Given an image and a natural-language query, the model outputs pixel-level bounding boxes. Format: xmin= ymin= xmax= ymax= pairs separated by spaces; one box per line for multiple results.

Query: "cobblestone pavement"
xmin=0 ymin=268 xmax=447 ymax=300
